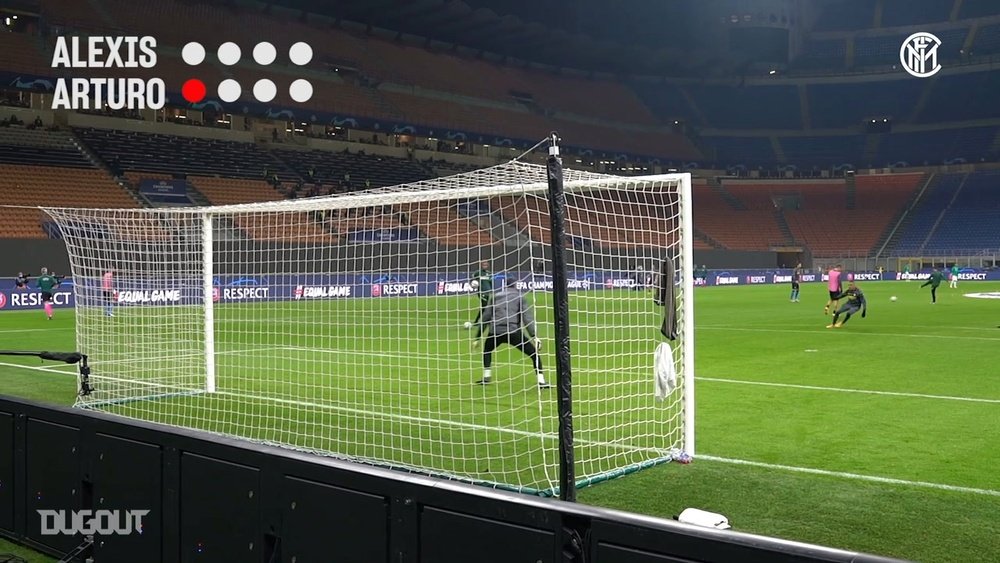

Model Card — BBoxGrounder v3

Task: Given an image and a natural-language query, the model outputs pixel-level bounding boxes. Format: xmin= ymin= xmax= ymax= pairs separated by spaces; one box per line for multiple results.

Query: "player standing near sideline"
xmin=14 ymin=272 xmax=30 ymax=290
xmin=949 ymin=264 xmax=960 ymax=289
xmin=921 ymin=267 xmax=946 ymax=304
xmin=35 ymin=267 xmax=59 ymax=320
xmin=103 ymin=269 xmax=115 ymax=317
xmin=466 ymin=261 xmax=493 ymax=330
xmin=823 ymin=264 xmax=843 ymax=315
xmin=790 ymin=263 xmax=802 ymax=302
xmin=471 ymin=284 xmax=550 ymax=388
xmin=826 ymin=281 xmax=867 ymax=328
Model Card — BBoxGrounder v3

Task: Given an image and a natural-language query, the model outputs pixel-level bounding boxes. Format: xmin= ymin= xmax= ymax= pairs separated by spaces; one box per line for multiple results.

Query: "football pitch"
xmin=1 ymin=280 xmax=999 ymax=562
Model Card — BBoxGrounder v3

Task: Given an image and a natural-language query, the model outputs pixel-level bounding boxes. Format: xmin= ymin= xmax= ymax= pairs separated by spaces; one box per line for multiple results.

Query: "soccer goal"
xmin=44 ymin=148 xmax=693 ymax=496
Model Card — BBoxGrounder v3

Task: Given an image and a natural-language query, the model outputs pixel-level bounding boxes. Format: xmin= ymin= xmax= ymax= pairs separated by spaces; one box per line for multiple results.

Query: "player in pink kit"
xmin=823 ymin=264 xmax=843 ymax=315
xmin=103 ymin=270 xmax=115 ymax=317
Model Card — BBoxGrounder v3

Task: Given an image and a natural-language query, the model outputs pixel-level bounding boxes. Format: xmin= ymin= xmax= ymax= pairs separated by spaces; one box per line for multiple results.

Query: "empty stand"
xmin=702 ymin=136 xmax=775 ymax=166
xmin=917 ymin=72 xmax=1000 ymax=123
xmin=0 ymin=31 xmax=50 ymax=75
xmin=75 ymin=128 xmax=296 ymax=180
xmin=777 ymin=135 xmax=866 ymax=167
xmin=812 ymin=0 xmax=875 ymax=31
xmin=0 ymin=128 xmax=93 ymax=168
xmin=683 ymin=84 xmax=801 ymax=130
xmin=779 ymin=174 xmax=923 ymax=256
xmin=0 ymin=165 xmax=141 ymax=238
xmin=397 ymin=202 xmax=495 ymax=247
xmin=691 ymin=182 xmax=787 ymax=251
xmin=794 ymin=38 xmax=847 ymax=70
xmin=960 ymin=0 xmax=1000 ymax=19
xmin=190 ymin=176 xmax=334 ymax=243
xmin=918 ymin=171 xmax=1000 ymax=253
xmin=273 ymin=149 xmax=431 ymax=190
xmin=891 ymin=173 xmax=963 ymax=255
xmin=972 ymin=23 xmax=1000 ymax=55
xmin=807 ymin=81 xmax=925 ymax=129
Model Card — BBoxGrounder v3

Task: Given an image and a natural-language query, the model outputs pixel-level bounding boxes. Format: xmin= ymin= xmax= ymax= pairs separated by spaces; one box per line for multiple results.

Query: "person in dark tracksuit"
xmin=921 ymin=268 xmax=946 ymax=304
xmin=472 ymin=285 xmax=550 ymax=388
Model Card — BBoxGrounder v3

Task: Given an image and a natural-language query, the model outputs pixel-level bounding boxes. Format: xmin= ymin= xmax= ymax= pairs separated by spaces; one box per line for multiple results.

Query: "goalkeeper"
xmin=472 ymin=284 xmax=550 ymax=388
xmin=826 ymin=281 xmax=867 ymax=329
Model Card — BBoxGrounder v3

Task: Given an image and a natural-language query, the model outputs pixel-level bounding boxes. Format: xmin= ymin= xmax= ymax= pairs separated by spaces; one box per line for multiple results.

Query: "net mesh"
xmin=43 ymin=159 xmax=693 ymax=494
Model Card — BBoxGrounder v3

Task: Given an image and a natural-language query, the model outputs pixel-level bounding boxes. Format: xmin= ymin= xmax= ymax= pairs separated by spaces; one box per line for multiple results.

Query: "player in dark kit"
xmin=467 ymin=261 xmax=493 ymax=330
xmin=826 ymin=281 xmax=867 ymax=328
xmin=14 ymin=272 xmax=30 ymax=290
xmin=35 ymin=267 xmax=60 ymax=320
xmin=472 ymin=284 xmax=550 ymax=388
xmin=920 ymin=267 xmax=946 ymax=304
xmin=789 ymin=263 xmax=802 ymax=302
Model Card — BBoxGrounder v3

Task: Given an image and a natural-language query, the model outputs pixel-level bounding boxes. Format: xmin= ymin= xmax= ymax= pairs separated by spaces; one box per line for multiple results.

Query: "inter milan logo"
xmin=900 ymin=32 xmax=941 ymax=78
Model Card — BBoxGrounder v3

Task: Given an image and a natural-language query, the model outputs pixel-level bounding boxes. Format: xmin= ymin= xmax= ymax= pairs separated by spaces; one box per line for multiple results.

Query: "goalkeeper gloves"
xmin=471 ymin=339 xmax=480 ymax=349
xmin=532 ymin=337 xmax=542 ymax=349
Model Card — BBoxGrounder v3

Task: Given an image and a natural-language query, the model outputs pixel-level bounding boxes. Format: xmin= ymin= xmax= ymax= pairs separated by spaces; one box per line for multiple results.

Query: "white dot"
xmin=217 ymin=79 xmax=241 ymax=102
xmin=253 ymin=79 xmax=276 ymax=103
xmin=289 ymin=79 xmax=312 ymax=103
xmin=217 ymin=42 xmax=241 ymax=66
xmin=181 ymin=42 xmax=205 ymax=66
xmin=253 ymin=42 xmax=276 ymax=65
xmin=289 ymin=42 xmax=312 ymax=65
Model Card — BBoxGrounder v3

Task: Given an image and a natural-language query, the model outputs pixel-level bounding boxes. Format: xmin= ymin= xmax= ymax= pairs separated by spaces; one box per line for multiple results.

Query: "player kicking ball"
xmin=826 ymin=281 xmax=866 ymax=328
xmin=471 ymin=283 xmax=550 ymax=388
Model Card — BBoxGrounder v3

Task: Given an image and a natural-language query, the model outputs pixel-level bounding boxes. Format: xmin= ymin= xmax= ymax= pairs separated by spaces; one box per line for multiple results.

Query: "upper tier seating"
xmin=74 ymin=128 xmax=298 ymax=180
xmin=273 ymin=148 xmax=431 ymax=190
xmin=0 ymin=164 xmax=140 ymax=239
xmin=0 ymin=128 xmax=93 ymax=168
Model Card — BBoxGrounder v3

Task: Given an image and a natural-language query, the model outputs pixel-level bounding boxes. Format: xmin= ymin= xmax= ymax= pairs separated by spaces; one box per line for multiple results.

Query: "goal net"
xmin=44 ymin=159 xmax=693 ymax=495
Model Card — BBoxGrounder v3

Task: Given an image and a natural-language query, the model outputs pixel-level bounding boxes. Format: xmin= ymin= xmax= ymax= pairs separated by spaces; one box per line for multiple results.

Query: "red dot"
xmin=182 ymin=79 xmax=206 ymax=103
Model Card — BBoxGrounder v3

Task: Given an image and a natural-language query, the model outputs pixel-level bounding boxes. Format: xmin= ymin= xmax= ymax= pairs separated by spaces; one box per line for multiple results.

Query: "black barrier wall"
xmin=0 ymin=396 xmax=906 ymax=563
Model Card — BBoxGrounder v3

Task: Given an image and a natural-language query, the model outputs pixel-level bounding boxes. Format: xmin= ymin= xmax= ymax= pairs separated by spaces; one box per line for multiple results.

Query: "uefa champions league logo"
xmin=900 ymin=32 xmax=941 ymax=78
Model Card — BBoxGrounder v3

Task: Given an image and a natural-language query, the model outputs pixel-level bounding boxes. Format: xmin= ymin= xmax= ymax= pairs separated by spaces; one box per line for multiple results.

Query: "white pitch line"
xmin=698 ymin=455 xmax=1000 ymax=497
xmin=210 ymin=389 xmax=1000 ymax=498
xmin=0 ymin=327 xmax=75 ymax=333
xmin=698 ymin=377 xmax=1000 ymax=404
xmin=698 ymin=326 xmax=1000 ymax=342
xmin=0 ymin=360 xmax=77 ymax=375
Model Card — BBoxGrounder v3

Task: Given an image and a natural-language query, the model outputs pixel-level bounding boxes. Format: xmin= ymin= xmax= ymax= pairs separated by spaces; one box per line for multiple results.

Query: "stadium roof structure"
xmin=272 ymin=0 xmax=708 ymax=76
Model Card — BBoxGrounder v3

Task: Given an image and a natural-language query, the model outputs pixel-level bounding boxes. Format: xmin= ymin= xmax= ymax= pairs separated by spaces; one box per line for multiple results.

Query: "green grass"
xmin=2 ymin=281 xmax=1000 ymax=562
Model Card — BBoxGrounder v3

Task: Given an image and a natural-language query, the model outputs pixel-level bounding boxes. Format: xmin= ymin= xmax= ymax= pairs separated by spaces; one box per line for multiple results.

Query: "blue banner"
xmin=0 ymin=269 xmax=996 ymax=311
xmin=138 ymin=178 xmax=189 ymax=203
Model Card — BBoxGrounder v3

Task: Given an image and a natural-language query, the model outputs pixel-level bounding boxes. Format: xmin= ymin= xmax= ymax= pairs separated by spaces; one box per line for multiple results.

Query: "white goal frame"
xmin=44 ymin=161 xmax=695 ymax=494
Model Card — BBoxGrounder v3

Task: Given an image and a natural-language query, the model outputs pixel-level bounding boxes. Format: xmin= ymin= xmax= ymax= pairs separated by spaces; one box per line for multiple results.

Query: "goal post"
xmin=43 ymin=158 xmax=694 ymax=496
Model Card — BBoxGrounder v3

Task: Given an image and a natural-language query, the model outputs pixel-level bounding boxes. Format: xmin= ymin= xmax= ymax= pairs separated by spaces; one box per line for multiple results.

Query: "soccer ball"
xmin=890 ymin=296 xmax=897 ymax=302
xmin=470 ymin=280 xmax=480 ymax=290
xmin=463 ymin=321 xmax=473 ymax=329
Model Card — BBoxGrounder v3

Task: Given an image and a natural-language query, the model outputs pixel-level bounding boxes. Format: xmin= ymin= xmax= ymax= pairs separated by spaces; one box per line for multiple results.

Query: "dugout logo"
xmin=50 ymin=36 xmax=313 ymax=110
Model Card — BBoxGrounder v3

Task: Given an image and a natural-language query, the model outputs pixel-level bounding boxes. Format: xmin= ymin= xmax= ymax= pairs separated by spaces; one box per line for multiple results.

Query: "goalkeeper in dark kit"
xmin=826 ymin=281 xmax=867 ymax=329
